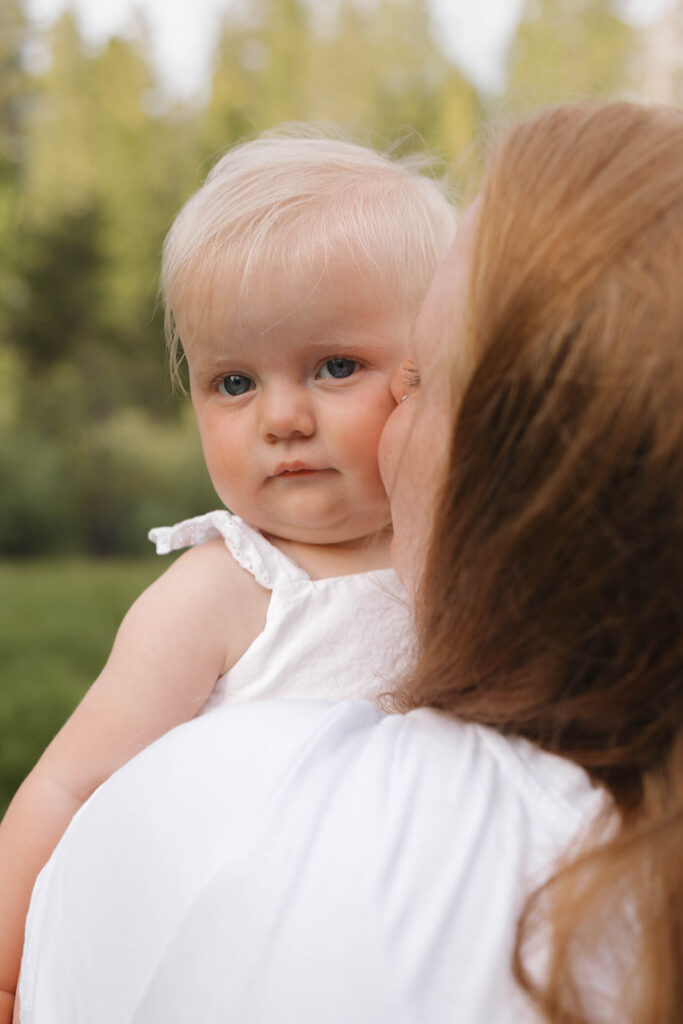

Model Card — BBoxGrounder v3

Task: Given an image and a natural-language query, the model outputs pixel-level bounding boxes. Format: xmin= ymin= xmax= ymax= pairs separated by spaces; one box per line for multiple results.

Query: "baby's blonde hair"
xmin=162 ymin=126 xmax=457 ymax=386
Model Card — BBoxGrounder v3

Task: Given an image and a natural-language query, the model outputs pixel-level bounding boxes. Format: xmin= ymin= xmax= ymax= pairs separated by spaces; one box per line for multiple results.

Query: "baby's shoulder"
xmin=169 ymin=534 xmax=248 ymax=575
xmin=136 ymin=537 xmax=269 ymax=670
xmin=160 ymin=536 xmax=269 ymax=612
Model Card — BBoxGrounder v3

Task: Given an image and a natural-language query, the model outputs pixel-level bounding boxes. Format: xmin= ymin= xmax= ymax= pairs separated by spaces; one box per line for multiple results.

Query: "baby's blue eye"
xmin=318 ymin=358 xmax=359 ymax=380
xmin=218 ymin=374 xmax=253 ymax=396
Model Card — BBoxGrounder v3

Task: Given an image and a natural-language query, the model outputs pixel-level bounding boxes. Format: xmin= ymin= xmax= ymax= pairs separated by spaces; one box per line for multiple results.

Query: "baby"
xmin=0 ymin=129 xmax=456 ymax=1021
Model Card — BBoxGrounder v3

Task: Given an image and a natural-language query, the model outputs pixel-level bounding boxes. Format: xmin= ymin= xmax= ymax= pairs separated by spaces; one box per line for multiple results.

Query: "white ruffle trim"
xmin=149 ymin=511 xmax=274 ymax=590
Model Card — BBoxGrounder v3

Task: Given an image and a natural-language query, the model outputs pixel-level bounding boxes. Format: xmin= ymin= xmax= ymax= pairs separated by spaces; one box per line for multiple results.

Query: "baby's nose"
xmin=260 ymin=384 xmax=315 ymax=441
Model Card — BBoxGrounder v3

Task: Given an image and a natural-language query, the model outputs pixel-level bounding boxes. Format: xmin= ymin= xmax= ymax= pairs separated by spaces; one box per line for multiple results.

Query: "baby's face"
xmin=179 ymin=253 xmax=411 ymax=547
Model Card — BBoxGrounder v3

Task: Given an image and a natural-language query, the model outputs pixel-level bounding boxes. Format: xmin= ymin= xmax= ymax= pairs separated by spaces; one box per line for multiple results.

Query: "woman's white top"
xmin=19 ymin=700 xmax=607 ymax=1024
xmin=149 ymin=511 xmax=414 ymax=706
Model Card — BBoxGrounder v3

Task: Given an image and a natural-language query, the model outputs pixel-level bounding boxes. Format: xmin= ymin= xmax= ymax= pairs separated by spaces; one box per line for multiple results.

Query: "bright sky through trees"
xmin=25 ymin=0 xmax=675 ymax=100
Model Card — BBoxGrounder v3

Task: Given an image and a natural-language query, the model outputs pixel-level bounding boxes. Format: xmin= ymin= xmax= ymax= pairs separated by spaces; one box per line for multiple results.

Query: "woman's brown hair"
xmin=394 ymin=102 xmax=683 ymax=1022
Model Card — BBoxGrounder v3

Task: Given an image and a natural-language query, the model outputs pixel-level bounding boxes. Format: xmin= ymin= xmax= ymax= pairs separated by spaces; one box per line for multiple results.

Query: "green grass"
xmin=0 ymin=557 xmax=166 ymax=814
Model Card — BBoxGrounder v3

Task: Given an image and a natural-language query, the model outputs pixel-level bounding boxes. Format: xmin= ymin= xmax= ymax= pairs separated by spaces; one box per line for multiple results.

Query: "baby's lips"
xmin=273 ymin=461 xmax=322 ymax=475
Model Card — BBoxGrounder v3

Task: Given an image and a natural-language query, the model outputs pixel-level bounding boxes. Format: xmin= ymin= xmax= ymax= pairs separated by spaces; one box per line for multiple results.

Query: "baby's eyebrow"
xmin=306 ymin=333 xmax=400 ymax=357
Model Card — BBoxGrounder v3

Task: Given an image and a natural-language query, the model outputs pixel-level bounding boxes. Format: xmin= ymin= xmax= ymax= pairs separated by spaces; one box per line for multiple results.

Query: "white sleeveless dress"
xmin=148 ymin=510 xmax=414 ymax=708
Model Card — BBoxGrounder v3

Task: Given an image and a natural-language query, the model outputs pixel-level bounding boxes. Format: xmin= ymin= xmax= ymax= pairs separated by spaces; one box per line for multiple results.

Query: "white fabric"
xmin=19 ymin=700 xmax=607 ymax=1024
xmin=149 ymin=511 xmax=414 ymax=706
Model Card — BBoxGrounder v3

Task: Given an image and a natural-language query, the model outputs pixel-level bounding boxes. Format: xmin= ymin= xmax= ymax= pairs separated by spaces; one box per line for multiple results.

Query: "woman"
xmin=18 ymin=102 xmax=683 ymax=1023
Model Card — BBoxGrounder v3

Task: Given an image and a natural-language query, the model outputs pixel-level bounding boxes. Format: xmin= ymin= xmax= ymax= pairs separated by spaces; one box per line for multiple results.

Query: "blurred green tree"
xmin=203 ymin=0 xmax=479 ymax=159
xmin=0 ymin=0 xmax=30 ymax=187
xmin=0 ymin=0 xmax=32 ymax=343
xmin=20 ymin=12 xmax=198 ymax=414
xmin=202 ymin=0 xmax=315 ymax=155
xmin=12 ymin=203 xmax=105 ymax=371
xmin=1 ymin=9 xmax=215 ymax=554
xmin=508 ymin=0 xmax=634 ymax=105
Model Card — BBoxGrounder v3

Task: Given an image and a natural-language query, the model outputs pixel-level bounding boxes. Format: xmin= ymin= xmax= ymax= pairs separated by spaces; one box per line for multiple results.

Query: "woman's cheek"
xmin=385 ymin=399 xmax=449 ymax=591
xmin=378 ymin=403 xmax=411 ymax=498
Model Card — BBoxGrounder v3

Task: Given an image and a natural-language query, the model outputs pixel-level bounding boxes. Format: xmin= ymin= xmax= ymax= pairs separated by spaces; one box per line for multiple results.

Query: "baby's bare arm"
xmin=0 ymin=540 xmax=269 ymax=1016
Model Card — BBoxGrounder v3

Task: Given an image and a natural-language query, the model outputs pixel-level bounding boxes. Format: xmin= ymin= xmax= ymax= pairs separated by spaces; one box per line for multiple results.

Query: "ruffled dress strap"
xmin=148 ymin=511 xmax=309 ymax=591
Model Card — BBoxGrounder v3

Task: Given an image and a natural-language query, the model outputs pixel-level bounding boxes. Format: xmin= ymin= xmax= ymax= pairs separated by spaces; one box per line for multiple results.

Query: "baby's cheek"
xmin=345 ymin=414 xmax=389 ymax=471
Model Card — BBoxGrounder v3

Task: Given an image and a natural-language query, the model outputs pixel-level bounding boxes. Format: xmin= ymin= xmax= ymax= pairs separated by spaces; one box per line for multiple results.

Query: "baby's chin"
xmin=223 ymin=495 xmax=391 ymax=548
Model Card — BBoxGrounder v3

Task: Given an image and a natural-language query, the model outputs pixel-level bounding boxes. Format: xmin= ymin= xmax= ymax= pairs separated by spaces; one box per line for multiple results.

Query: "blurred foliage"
xmin=0 ymin=0 xmax=654 ymax=554
xmin=509 ymin=0 xmax=634 ymax=106
xmin=0 ymin=557 xmax=164 ymax=812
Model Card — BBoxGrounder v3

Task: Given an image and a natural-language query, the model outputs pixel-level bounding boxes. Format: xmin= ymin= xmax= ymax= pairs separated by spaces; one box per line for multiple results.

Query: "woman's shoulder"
xmin=84 ymin=698 xmax=604 ymax=853
xmin=164 ymin=698 xmax=604 ymax=826
xmin=20 ymin=699 xmax=606 ymax=1024
xmin=160 ymin=698 xmax=605 ymax=854
xmin=394 ymin=708 xmax=607 ymax=837
xmin=263 ymin=700 xmax=608 ymax=886
xmin=318 ymin=703 xmax=606 ymax=854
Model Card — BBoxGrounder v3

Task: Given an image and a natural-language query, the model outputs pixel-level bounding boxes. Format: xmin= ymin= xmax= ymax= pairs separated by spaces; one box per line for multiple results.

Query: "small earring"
xmin=399 ymin=393 xmax=409 ymax=403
